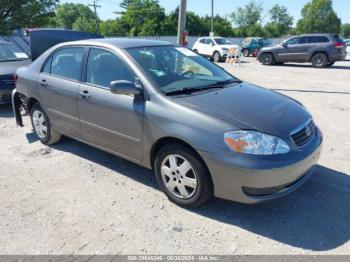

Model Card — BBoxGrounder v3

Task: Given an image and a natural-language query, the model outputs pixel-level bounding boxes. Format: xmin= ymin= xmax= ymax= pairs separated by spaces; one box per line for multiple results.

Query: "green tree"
xmin=72 ymin=17 xmax=96 ymax=33
xmin=264 ymin=4 xmax=293 ymax=37
xmin=202 ymin=15 xmax=235 ymax=37
xmin=120 ymin=0 xmax=166 ymax=36
xmin=296 ymin=0 xmax=341 ymax=34
xmin=0 ymin=0 xmax=58 ymax=34
xmin=100 ymin=19 xmax=128 ymax=36
xmin=341 ymin=23 xmax=350 ymax=38
xmin=230 ymin=0 xmax=263 ymax=37
xmin=54 ymin=3 xmax=95 ymax=30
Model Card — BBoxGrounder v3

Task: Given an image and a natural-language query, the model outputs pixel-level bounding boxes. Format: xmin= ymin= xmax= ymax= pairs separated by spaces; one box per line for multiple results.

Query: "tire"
xmin=193 ymin=49 xmax=198 ymax=53
xmin=212 ymin=51 xmax=221 ymax=63
xmin=311 ymin=53 xmax=328 ymax=68
xmin=243 ymin=49 xmax=250 ymax=57
xmin=260 ymin=53 xmax=274 ymax=65
xmin=30 ymin=103 xmax=61 ymax=145
xmin=327 ymin=61 xmax=335 ymax=67
xmin=154 ymin=144 xmax=213 ymax=208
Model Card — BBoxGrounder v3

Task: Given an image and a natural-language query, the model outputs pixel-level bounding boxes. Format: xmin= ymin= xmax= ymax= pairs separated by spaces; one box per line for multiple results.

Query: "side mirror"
xmin=282 ymin=42 xmax=288 ymax=48
xmin=110 ymin=80 xmax=141 ymax=95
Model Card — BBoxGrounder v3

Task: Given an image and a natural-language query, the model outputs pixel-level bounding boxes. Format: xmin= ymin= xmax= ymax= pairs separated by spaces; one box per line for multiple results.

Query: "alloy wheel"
xmin=160 ymin=154 xmax=198 ymax=199
xmin=32 ymin=110 xmax=48 ymax=139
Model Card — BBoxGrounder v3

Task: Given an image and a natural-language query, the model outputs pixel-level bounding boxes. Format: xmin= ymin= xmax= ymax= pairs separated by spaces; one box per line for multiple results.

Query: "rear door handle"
xmin=79 ymin=90 xmax=91 ymax=100
xmin=40 ymin=79 xmax=48 ymax=87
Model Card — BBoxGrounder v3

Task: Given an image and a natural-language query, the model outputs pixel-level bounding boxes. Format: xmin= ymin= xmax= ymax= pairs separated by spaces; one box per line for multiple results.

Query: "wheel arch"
xmin=150 ymin=137 xmax=210 ymax=176
xmin=310 ymin=50 xmax=329 ymax=62
xmin=26 ymin=97 xmax=40 ymax=112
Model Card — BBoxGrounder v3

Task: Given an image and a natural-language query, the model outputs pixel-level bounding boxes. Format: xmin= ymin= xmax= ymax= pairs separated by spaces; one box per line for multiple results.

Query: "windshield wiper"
xmin=165 ymin=87 xmax=208 ymax=96
xmin=206 ymin=79 xmax=242 ymax=87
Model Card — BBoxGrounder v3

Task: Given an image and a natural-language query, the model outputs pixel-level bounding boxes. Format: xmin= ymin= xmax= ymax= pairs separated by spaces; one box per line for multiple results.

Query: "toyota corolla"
xmin=12 ymin=38 xmax=322 ymax=207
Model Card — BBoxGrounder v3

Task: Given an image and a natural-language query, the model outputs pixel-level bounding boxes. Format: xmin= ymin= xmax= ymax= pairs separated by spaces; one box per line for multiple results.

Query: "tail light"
xmin=13 ymin=74 xmax=18 ymax=82
xmin=333 ymin=41 xmax=345 ymax=48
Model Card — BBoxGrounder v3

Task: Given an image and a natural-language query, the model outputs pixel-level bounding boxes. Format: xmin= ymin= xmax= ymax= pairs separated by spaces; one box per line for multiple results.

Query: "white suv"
xmin=192 ymin=37 xmax=240 ymax=62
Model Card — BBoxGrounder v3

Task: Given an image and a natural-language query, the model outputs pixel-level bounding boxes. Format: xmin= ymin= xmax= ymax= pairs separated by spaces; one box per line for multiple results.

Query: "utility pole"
xmin=210 ymin=0 xmax=214 ymax=37
xmin=89 ymin=0 xmax=101 ymax=34
xmin=177 ymin=0 xmax=187 ymax=45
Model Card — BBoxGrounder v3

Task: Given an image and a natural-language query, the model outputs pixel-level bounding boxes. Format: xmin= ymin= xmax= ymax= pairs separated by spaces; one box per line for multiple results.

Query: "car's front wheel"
xmin=154 ymin=144 xmax=213 ymax=208
xmin=311 ymin=53 xmax=328 ymax=68
xmin=30 ymin=103 xmax=61 ymax=145
xmin=260 ymin=53 xmax=274 ymax=65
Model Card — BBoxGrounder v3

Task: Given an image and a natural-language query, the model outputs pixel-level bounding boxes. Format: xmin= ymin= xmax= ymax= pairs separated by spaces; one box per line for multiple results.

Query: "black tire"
xmin=260 ymin=53 xmax=274 ymax=65
xmin=193 ymin=49 xmax=198 ymax=53
xmin=154 ymin=144 xmax=213 ymax=208
xmin=311 ymin=53 xmax=328 ymax=68
xmin=243 ymin=49 xmax=250 ymax=57
xmin=327 ymin=61 xmax=335 ymax=67
xmin=30 ymin=103 xmax=61 ymax=145
xmin=212 ymin=51 xmax=221 ymax=63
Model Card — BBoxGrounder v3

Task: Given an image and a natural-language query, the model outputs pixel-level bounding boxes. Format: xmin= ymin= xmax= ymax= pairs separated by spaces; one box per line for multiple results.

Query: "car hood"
xmin=260 ymin=44 xmax=281 ymax=51
xmin=0 ymin=59 xmax=31 ymax=75
xmin=220 ymin=44 xmax=239 ymax=50
xmin=174 ymin=82 xmax=311 ymax=138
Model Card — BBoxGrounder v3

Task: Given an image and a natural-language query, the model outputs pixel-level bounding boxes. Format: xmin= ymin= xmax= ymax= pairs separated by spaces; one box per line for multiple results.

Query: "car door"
xmin=39 ymin=46 xmax=84 ymax=137
xmin=206 ymin=38 xmax=215 ymax=56
xmin=78 ymin=47 xmax=143 ymax=160
xmin=277 ymin=37 xmax=305 ymax=62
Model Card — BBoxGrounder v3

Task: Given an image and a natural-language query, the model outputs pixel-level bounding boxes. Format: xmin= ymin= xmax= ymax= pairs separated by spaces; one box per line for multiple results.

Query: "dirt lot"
xmin=0 ymin=58 xmax=349 ymax=255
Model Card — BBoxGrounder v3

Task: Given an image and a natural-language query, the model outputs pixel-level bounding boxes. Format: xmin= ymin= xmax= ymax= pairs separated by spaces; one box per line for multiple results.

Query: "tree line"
xmin=1 ymin=0 xmax=350 ymax=38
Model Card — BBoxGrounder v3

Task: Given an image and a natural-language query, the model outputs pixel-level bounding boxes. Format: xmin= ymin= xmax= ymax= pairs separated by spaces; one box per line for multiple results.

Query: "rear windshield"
xmin=0 ymin=43 xmax=29 ymax=62
xmin=333 ymin=35 xmax=345 ymax=43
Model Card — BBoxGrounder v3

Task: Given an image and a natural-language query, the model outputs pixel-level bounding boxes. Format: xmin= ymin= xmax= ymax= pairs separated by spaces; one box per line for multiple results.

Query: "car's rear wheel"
xmin=243 ymin=49 xmax=250 ymax=57
xmin=261 ymin=53 xmax=274 ymax=65
xmin=212 ymin=51 xmax=221 ymax=63
xmin=154 ymin=144 xmax=213 ymax=208
xmin=311 ymin=53 xmax=328 ymax=68
xmin=30 ymin=103 xmax=61 ymax=145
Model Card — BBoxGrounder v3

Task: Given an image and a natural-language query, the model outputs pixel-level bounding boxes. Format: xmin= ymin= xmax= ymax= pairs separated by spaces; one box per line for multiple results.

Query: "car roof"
xmin=299 ymin=33 xmax=336 ymax=36
xmin=61 ymin=38 xmax=173 ymax=49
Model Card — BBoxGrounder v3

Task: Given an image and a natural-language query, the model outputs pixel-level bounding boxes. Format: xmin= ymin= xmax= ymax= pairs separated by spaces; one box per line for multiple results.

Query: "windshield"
xmin=214 ymin=38 xmax=231 ymax=45
xmin=0 ymin=43 xmax=29 ymax=62
xmin=127 ymin=45 xmax=237 ymax=94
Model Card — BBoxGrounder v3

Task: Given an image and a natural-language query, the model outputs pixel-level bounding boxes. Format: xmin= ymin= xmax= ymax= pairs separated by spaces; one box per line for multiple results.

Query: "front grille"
xmin=291 ymin=120 xmax=315 ymax=147
xmin=0 ymin=74 xmax=15 ymax=88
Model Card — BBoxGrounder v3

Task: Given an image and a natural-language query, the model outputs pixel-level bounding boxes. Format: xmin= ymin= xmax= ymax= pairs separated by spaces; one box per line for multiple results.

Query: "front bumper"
xmin=199 ymin=137 xmax=322 ymax=204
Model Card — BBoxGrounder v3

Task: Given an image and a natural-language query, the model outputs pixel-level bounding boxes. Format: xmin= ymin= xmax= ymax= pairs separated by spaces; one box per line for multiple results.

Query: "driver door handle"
xmin=79 ymin=90 xmax=91 ymax=100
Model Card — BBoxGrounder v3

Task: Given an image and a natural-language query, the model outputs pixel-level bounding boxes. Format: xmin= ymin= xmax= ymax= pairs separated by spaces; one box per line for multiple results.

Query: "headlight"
xmin=224 ymin=131 xmax=290 ymax=155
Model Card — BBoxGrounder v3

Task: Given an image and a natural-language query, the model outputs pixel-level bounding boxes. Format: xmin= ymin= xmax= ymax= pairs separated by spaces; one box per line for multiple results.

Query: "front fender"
xmin=11 ymin=89 xmax=24 ymax=127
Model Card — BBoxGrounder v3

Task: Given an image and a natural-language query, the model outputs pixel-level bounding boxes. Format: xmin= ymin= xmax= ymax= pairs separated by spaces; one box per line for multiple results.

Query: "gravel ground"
xmin=0 ymin=58 xmax=349 ymax=255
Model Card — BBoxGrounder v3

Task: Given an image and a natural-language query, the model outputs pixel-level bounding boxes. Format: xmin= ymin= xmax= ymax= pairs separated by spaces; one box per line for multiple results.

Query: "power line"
xmin=89 ymin=0 xmax=101 ymax=34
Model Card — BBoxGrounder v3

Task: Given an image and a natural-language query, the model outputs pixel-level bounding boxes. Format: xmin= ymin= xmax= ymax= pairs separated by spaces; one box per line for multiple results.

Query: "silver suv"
xmin=258 ymin=34 xmax=347 ymax=67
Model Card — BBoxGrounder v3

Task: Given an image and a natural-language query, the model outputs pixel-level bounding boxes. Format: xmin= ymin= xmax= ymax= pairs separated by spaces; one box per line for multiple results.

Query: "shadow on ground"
xmin=41 ymin=135 xmax=350 ymax=252
xmin=0 ymin=104 xmax=13 ymax=118
xmin=279 ymin=63 xmax=350 ymax=70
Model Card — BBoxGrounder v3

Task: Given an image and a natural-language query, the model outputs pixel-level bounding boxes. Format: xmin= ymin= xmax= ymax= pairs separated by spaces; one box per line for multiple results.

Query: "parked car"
xmin=192 ymin=37 xmax=240 ymax=62
xmin=241 ymin=37 xmax=271 ymax=57
xmin=13 ymin=38 xmax=322 ymax=207
xmin=0 ymin=40 xmax=31 ymax=104
xmin=345 ymin=39 xmax=350 ymax=60
xmin=257 ymin=34 xmax=347 ymax=68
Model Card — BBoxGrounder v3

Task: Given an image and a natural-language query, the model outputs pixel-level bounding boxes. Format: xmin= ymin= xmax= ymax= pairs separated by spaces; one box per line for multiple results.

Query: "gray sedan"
xmin=12 ymin=39 xmax=322 ymax=207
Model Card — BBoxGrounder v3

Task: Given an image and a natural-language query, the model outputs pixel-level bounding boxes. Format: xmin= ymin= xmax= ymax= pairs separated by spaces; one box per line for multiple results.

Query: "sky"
xmin=61 ymin=0 xmax=350 ymax=25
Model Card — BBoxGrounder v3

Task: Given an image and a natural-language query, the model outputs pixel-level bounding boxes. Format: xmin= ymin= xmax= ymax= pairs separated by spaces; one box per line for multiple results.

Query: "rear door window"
xmin=51 ymin=47 xmax=84 ymax=81
xmin=199 ymin=38 xmax=206 ymax=44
